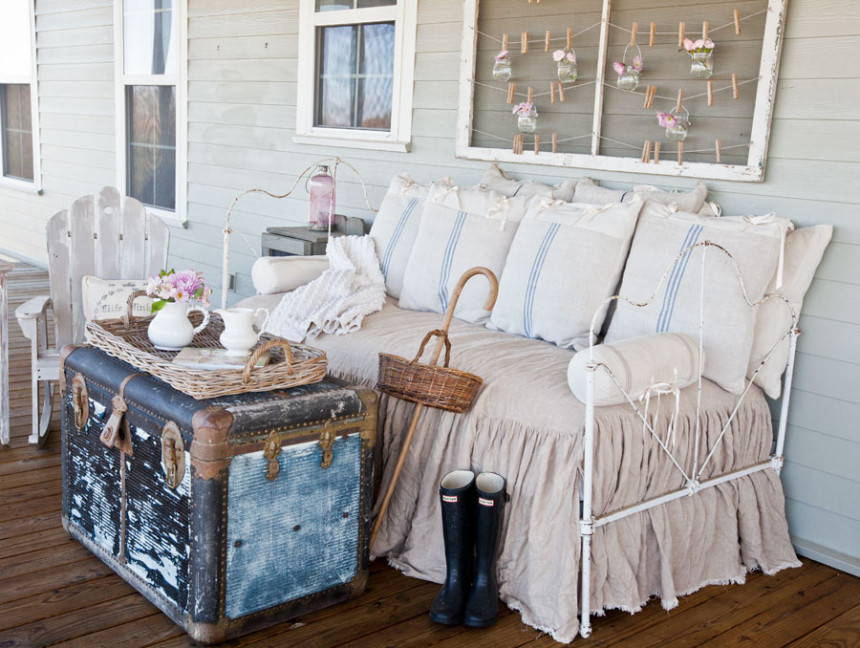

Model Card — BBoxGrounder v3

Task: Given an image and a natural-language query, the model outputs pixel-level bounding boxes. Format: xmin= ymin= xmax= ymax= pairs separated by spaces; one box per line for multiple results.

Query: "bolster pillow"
xmin=251 ymin=256 xmax=329 ymax=295
xmin=567 ymin=332 xmax=703 ymax=406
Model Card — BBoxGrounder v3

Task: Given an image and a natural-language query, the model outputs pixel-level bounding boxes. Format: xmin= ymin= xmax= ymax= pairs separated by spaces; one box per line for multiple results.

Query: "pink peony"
xmin=553 ymin=49 xmax=566 ymax=62
xmin=613 ymin=61 xmax=626 ymax=75
xmin=632 ymin=55 xmax=643 ymax=71
xmin=683 ymin=37 xmax=695 ymax=51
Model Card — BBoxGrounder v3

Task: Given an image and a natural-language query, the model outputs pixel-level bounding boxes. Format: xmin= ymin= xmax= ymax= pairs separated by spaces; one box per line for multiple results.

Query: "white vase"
xmin=147 ymin=301 xmax=210 ymax=351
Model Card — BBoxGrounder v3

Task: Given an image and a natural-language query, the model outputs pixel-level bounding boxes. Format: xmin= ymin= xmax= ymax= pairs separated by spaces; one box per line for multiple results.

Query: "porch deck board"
xmin=1 ymin=261 xmax=858 ymax=647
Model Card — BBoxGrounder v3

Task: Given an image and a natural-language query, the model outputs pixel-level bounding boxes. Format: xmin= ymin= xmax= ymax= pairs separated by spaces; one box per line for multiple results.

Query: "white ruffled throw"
xmin=264 ymin=235 xmax=386 ymax=342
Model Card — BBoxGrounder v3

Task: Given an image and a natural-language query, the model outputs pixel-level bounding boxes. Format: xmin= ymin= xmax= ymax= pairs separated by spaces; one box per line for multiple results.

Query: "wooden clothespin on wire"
xmin=715 ymin=138 xmax=722 ymax=163
xmin=643 ymin=85 xmax=657 ymax=109
xmin=732 ymin=73 xmax=739 ymax=99
xmin=630 ymin=22 xmax=638 ymax=46
xmin=654 ymin=141 xmax=661 ymax=163
xmin=545 ymin=30 xmax=551 ymax=52
xmin=649 ymin=22 xmax=656 ymax=47
xmin=734 ymin=10 xmax=741 ymax=35
xmin=566 ymin=27 xmax=572 ymax=50
xmin=521 ymin=32 xmax=529 ymax=54
xmin=507 ymin=82 xmax=516 ymax=104
xmin=678 ymin=22 xmax=685 ymax=48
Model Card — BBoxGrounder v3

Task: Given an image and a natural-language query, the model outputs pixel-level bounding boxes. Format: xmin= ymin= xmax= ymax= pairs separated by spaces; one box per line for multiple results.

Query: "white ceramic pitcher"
xmin=215 ymin=307 xmax=269 ymax=356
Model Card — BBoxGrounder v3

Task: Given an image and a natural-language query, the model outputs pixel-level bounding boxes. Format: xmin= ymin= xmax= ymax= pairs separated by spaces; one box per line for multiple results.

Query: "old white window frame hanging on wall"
xmin=455 ymin=0 xmax=788 ymax=182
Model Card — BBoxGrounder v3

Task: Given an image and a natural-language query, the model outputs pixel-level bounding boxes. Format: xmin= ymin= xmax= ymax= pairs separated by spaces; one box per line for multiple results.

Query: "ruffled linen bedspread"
xmin=239 ymin=296 xmax=800 ymax=643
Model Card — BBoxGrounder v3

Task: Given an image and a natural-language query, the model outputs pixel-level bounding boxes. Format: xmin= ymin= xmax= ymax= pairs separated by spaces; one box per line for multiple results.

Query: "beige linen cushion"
xmin=369 ymin=174 xmax=451 ymax=299
xmin=489 ymin=197 xmax=643 ymax=349
xmin=477 ymin=163 xmax=577 ymax=201
xmin=605 ymin=201 xmax=792 ymax=394
xmin=251 ymin=256 xmax=329 ymax=295
xmin=567 ymin=332 xmax=703 ymax=405
xmin=747 ymin=224 xmax=833 ymax=398
xmin=398 ymin=185 xmax=533 ymax=323
xmin=81 ymin=276 xmax=153 ymax=320
xmin=573 ymin=177 xmax=708 ymax=213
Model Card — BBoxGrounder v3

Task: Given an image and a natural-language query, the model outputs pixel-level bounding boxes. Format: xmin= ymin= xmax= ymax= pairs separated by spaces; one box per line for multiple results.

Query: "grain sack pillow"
xmin=369 ymin=174 xmax=451 ymax=299
xmin=477 ymin=163 xmax=577 ymax=201
xmin=605 ymin=200 xmax=793 ymax=394
xmin=489 ymin=197 xmax=644 ymax=349
xmin=747 ymin=224 xmax=833 ymax=398
xmin=398 ymin=185 xmax=533 ymax=323
xmin=82 ymin=276 xmax=153 ymax=320
xmin=573 ymin=177 xmax=708 ymax=213
xmin=567 ymin=332 xmax=703 ymax=405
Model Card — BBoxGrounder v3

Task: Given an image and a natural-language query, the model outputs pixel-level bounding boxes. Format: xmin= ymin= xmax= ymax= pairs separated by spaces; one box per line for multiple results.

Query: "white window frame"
xmin=114 ymin=0 xmax=188 ymax=225
xmin=295 ymin=0 xmax=417 ymax=153
xmin=0 ymin=0 xmax=41 ymax=193
xmin=456 ymin=0 xmax=788 ymax=182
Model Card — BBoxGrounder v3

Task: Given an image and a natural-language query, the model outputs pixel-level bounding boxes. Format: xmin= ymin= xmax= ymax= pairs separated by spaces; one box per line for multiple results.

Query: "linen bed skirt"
xmin=242 ymin=296 xmax=800 ymax=643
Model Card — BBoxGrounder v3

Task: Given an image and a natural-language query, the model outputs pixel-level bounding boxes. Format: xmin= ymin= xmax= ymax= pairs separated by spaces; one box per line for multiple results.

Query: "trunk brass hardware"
xmin=264 ymin=433 xmax=281 ymax=480
xmin=71 ymin=373 xmax=89 ymax=429
xmin=319 ymin=421 xmax=336 ymax=469
xmin=161 ymin=422 xmax=186 ymax=489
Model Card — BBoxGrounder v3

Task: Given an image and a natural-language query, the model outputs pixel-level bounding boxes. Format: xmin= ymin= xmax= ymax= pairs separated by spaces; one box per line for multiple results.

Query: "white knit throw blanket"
xmin=264 ymin=235 xmax=386 ymax=342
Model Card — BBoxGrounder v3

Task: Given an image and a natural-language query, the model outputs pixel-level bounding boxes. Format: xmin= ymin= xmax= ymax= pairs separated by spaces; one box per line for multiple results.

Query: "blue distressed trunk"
xmin=61 ymin=346 xmax=377 ymax=644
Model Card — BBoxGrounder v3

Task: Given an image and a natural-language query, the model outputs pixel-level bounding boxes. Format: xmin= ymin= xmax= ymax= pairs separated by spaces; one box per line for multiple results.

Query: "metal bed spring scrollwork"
xmin=577 ymin=239 xmax=798 ymax=638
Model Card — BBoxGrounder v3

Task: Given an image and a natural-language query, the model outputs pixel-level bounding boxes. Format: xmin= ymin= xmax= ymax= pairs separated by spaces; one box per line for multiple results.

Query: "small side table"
xmin=262 ymin=216 xmax=366 ymax=257
xmin=0 ymin=261 xmax=12 ymax=446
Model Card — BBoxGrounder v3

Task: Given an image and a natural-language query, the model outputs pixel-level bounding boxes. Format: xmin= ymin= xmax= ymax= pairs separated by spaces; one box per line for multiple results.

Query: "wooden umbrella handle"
xmin=439 ymin=267 xmax=499 ymax=337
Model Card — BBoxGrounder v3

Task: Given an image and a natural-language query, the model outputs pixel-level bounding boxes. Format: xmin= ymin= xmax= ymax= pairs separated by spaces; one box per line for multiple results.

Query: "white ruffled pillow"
xmin=477 ymin=163 xmax=577 ymax=201
xmin=573 ymin=177 xmax=708 ymax=213
xmin=567 ymin=332 xmax=703 ymax=405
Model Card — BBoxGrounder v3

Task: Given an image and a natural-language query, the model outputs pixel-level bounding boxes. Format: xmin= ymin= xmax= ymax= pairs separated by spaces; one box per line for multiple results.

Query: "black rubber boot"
xmin=463 ymin=472 xmax=506 ymax=628
xmin=429 ymin=470 xmax=476 ymax=625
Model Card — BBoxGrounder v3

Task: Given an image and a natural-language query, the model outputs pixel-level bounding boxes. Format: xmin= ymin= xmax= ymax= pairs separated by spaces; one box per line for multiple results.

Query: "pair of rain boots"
xmin=429 ymin=470 xmax=507 ymax=628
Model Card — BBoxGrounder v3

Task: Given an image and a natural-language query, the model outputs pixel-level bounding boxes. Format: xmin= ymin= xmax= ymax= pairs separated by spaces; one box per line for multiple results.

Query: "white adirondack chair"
xmin=15 ymin=187 xmax=169 ymax=445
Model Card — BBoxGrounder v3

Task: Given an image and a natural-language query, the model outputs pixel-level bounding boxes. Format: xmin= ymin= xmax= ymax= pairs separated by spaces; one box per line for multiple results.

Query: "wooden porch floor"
xmin=1 ymin=261 xmax=859 ymax=647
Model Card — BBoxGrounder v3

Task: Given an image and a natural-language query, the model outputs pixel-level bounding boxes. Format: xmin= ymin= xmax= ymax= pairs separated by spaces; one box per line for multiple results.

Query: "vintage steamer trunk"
xmin=60 ymin=346 xmax=378 ymax=644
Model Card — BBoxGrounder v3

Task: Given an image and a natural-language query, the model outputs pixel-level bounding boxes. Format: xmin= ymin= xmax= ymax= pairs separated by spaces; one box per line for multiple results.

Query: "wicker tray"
xmin=85 ymin=309 xmax=327 ymax=400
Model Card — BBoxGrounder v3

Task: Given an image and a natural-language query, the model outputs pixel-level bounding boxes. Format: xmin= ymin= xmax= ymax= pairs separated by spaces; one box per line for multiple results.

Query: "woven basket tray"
xmin=85 ymin=309 xmax=327 ymax=400
xmin=377 ymin=329 xmax=481 ymax=414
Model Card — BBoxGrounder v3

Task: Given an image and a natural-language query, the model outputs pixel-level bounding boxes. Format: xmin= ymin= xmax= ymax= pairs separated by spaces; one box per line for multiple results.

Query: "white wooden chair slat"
xmin=67 ymin=195 xmax=97 ymax=345
xmin=120 ymin=195 xmax=148 ymax=278
xmin=96 ymin=186 xmax=123 ymax=279
xmin=146 ymin=216 xmax=170 ymax=277
xmin=46 ymin=209 xmax=73 ymax=349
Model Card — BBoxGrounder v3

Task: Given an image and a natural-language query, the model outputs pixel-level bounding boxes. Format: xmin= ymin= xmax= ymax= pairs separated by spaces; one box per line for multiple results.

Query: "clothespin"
xmin=732 ymin=73 xmax=739 ymax=99
xmin=527 ymin=86 xmax=534 ymax=103
xmin=513 ymin=134 xmax=522 ymax=154
xmin=534 ymin=134 xmax=541 ymax=155
xmin=715 ymin=138 xmax=722 ymax=163
xmin=643 ymin=85 xmax=657 ymax=109
xmin=641 ymin=140 xmax=652 ymax=163
xmin=558 ymin=83 xmax=566 ymax=102
xmin=650 ymin=22 xmax=656 ymax=47
xmin=502 ymin=33 xmax=509 ymax=51
xmin=630 ymin=22 xmax=638 ymax=47
xmin=550 ymin=82 xmax=556 ymax=104
xmin=507 ymin=82 xmax=516 ymax=104
xmin=676 ymin=88 xmax=684 ymax=112
xmin=734 ymin=10 xmax=741 ymax=35
xmin=654 ymin=141 xmax=661 ymax=163
xmin=552 ymin=132 xmax=558 ymax=154
xmin=521 ymin=32 xmax=529 ymax=54
xmin=707 ymin=80 xmax=714 ymax=106
xmin=678 ymin=22 xmax=685 ymax=48
xmin=545 ymin=30 xmax=551 ymax=52
xmin=703 ymin=20 xmax=709 ymax=40
xmin=677 ymin=141 xmax=684 ymax=165
xmin=566 ymin=27 xmax=572 ymax=50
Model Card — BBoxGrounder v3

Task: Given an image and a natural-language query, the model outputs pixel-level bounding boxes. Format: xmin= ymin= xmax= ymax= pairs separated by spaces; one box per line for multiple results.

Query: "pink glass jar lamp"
xmin=307 ymin=165 xmax=336 ymax=231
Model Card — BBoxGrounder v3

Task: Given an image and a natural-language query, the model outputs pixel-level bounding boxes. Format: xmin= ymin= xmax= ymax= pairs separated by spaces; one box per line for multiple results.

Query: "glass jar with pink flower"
xmin=512 ymin=102 xmax=538 ymax=133
xmin=657 ymin=107 xmax=690 ymax=141
xmin=553 ymin=48 xmax=577 ymax=83
xmin=614 ymin=45 xmax=643 ymax=91
xmin=493 ymin=50 xmax=512 ymax=81
xmin=683 ymin=38 xmax=715 ymax=79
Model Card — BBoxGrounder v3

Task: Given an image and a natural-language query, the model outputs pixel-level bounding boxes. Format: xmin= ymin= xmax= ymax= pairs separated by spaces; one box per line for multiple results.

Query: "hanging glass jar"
xmin=683 ymin=39 xmax=715 ymax=79
xmin=657 ymin=107 xmax=690 ymax=141
xmin=513 ymin=102 xmax=538 ymax=133
xmin=493 ymin=50 xmax=512 ymax=82
xmin=614 ymin=44 xmax=643 ymax=92
xmin=553 ymin=48 xmax=577 ymax=84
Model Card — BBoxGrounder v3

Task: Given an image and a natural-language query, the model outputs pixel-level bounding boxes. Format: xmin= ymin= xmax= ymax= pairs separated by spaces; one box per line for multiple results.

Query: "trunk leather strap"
xmin=99 ymin=373 xmax=142 ymax=455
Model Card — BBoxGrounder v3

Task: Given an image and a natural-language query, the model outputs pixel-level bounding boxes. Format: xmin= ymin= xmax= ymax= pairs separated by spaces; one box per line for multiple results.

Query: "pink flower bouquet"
xmin=147 ymin=269 xmax=212 ymax=313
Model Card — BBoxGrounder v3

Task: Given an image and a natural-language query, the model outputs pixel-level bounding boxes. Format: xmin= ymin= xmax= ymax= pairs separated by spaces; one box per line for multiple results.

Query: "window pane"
xmin=0 ymin=0 xmax=31 ymax=78
xmin=316 ymin=22 xmax=393 ymax=131
xmin=316 ymin=0 xmax=395 ymax=11
xmin=127 ymin=85 xmax=176 ymax=210
xmin=1 ymin=84 xmax=34 ymax=181
xmin=124 ymin=0 xmax=177 ymax=76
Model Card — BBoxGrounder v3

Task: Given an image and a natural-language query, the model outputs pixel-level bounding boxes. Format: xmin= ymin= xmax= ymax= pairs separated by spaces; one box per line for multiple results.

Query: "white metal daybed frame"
xmin=577 ymin=239 xmax=798 ymax=638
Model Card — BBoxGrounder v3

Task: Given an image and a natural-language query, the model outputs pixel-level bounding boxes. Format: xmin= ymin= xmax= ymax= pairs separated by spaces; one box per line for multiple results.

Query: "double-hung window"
xmin=0 ymin=0 xmax=39 ymax=189
xmin=296 ymin=0 xmax=417 ymax=152
xmin=115 ymin=0 xmax=186 ymax=222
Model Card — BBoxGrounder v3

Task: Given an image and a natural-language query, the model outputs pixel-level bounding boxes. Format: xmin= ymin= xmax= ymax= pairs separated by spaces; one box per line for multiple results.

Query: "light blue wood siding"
xmin=0 ymin=0 xmax=856 ymax=574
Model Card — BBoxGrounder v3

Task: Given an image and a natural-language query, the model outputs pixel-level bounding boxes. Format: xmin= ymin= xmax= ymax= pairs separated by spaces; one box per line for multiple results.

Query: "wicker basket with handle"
xmin=377 ymin=329 xmax=481 ymax=413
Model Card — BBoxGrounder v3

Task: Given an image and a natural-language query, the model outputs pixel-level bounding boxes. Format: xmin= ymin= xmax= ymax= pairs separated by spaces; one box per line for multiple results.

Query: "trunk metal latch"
xmin=161 ymin=422 xmax=186 ymax=490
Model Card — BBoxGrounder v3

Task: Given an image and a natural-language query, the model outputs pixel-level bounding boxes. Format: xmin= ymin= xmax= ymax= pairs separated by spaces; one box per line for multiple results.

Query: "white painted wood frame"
xmin=295 ymin=0 xmax=417 ymax=153
xmin=113 ymin=0 xmax=188 ymax=226
xmin=0 ymin=0 xmax=41 ymax=194
xmin=456 ymin=0 xmax=788 ymax=182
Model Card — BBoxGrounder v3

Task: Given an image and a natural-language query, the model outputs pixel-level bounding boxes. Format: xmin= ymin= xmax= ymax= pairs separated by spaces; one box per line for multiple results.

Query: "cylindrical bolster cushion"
xmin=251 ymin=256 xmax=329 ymax=295
xmin=567 ymin=332 xmax=703 ymax=405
